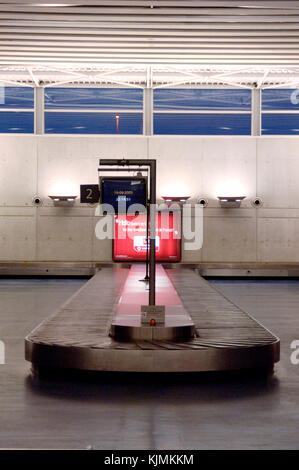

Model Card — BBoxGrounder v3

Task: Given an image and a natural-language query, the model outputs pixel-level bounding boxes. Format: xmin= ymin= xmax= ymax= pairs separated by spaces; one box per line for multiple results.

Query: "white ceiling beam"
xmin=2 ymin=35 xmax=299 ymax=44
xmin=3 ymin=12 xmax=299 ymax=23
xmin=0 ymin=1 xmax=299 ymax=7
xmin=256 ymin=69 xmax=270 ymax=88
xmin=153 ymin=79 xmax=212 ymax=89
xmin=84 ymin=77 xmax=144 ymax=89
xmin=2 ymin=58 xmax=299 ymax=65
xmin=39 ymin=63 xmax=91 ymax=79
xmin=209 ymin=67 xmax=254 ymax=80
xmin=0 ymin=77 xmax=32 ymax=86
xmin=2 ymin=39 xmax=299 ymax=48
xmin=42 ymin=76 xmax=95 ymax=87
xmin=1 ymin=26 xmax=299 ymax=37
xmin=0 ymin=21 xmax=299 ymax=31
xmin=3 ymin=64 xmax=299 ymax=88
xmin=3 ymin=50 xmax=299 ymax=59
xmin=156 ymin=66 xmax=215 ymax=82
xmin=1 ymin=21 xmax=299 ymax=30
xmin=262 ymin=80 xmax=299 ymax=89
xmin=1 ymin=6 xmax=299 ymax=15
xmin=146 ymin=65 xmax=152 ymax=88
xmin=85 ymin=66 xmax=136 ymax=79
xmin=151 ymin=66 xmax=254 ymax=89
xmin=27 ymin=66 xmax=39 ymax=87
xmin=1 ymin=76 xmax=299 ymax=89
xmin=210 ymin=79 xmax=253 ymax=89
xmin=2 ymin=64 xmax=299 ymax=73
xmin=2 ymin=45 xmax=299 ymax=53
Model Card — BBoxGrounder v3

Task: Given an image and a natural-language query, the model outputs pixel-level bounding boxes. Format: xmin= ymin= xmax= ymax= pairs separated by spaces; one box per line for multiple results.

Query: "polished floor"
xmin=0 ymin=275 xmax=298 ymax=449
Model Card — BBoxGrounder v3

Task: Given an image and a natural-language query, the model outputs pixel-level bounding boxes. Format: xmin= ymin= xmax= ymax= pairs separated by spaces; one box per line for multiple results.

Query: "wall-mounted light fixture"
xmin=217 ymin=196 xmax=246 ymax=208
xmin=162 ymin=196 xmax=190 ymax=207
xmin=49 ymin=195 xmax=77 ymax=206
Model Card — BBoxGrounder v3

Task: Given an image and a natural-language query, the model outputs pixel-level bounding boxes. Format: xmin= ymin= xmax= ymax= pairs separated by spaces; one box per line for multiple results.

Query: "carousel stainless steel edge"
xmin=25 ymin=266 xmax=280 ymax=373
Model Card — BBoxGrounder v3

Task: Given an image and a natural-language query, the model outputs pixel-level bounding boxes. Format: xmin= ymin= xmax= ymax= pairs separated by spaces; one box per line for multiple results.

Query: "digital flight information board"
xmin=100 ymin=177 xmax=147 ymax=213
xmin=113 ymin=212 xmax=181 ymax=262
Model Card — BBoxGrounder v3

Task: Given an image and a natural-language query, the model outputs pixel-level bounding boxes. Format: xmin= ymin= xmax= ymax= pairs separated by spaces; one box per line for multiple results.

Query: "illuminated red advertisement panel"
xmin=113 ymin=212 xmax=181 ymax=262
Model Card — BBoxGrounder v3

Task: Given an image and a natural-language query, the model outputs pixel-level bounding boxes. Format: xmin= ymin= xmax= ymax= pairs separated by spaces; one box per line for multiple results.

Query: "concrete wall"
xmin=0 ymin=134 xmax=299 ymax=263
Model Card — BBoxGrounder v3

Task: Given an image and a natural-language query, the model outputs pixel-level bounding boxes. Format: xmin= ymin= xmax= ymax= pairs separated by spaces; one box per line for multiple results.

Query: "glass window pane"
xmin=154 ymin=89 xmax=251 ymax=111
xmin=45 ymin=112 xmax=143 ymax=134
xmin=154 ymin=113 xmax=251 ymax=135
xmin=262 ymin=89 xmax=299 ymax=111
xmin=0 ymin=112 xmax=34 ymax=133
xmin=0 ymin=87 xmax=34 ymax=109
xmin=45 ymin=88 xmax=143 ymax=110
xmin=262 ymin=113 xmax=299 ymax=134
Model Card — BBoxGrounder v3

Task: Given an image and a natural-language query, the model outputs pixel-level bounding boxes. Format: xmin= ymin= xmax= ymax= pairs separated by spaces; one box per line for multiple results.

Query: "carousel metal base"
xmin=25 ymin=264 xmax=280 ymax=373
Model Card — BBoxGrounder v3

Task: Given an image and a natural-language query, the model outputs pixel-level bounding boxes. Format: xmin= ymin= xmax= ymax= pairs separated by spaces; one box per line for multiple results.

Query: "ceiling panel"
xmin=0 ymin=1 xmax=299 ymax=85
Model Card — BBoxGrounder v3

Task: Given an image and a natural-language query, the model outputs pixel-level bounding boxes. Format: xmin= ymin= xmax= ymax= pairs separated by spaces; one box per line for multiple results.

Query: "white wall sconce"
xmin=162 ymin=196 xmax=191 ymax=207
xmin=49 ymin=195 xmax=77 ymax=206
xmin=217 ymin=196 xmax=246 ymax=208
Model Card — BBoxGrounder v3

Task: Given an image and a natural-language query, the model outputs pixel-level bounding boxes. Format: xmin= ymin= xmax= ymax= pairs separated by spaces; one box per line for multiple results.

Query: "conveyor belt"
xmin=110 ymin=265 xmax=195 ymax=341
xmin=25 ymin=265 xmax=280 ymax=373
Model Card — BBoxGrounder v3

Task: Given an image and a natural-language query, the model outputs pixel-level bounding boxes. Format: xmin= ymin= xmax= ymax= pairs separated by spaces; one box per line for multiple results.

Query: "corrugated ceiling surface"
xmin=0 ymin=0 xmax=299 ymax=66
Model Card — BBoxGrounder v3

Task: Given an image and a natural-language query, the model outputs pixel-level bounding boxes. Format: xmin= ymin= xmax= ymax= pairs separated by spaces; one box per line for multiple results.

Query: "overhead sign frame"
xmin=99 ymin=176 xmax=148 ymax=214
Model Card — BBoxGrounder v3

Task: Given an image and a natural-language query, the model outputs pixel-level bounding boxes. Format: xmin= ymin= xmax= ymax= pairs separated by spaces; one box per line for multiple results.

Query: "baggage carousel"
xmin=25 ymin=264 xmax=280 ymax=373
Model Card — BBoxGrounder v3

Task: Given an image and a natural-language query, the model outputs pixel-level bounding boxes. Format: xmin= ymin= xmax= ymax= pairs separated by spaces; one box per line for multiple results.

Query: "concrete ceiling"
xmin=1 ymin=1 xmax=299 ymax=86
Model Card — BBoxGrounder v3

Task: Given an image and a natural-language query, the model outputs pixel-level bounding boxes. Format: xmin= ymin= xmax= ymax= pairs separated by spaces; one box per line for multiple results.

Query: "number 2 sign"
xmin=80 ymin=184 xmax=100 ymax=204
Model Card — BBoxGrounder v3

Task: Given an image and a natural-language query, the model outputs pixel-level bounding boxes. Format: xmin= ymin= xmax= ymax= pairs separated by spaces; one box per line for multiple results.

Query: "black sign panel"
xmin=100 ymin=177 xmax=147 ymax=213
xmin=80 ymin=184 xmax=100 ymax=203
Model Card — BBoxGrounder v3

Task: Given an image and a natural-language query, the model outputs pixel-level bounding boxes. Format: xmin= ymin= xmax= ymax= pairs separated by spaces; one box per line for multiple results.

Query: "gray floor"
xmin=0 ymin=275 xmax=298 ymax=450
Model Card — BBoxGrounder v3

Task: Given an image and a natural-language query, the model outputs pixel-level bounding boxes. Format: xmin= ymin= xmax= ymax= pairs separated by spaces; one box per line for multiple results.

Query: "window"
xmin=44 ymin=87 xmax=143 ymax=134
xmin=153 ymin=88 xmax=252 ymax=135
xmin=154 ymin=113 xmax=251 ymax=136
xmin=0 ymin=87 xmax=34 ymax=133
xmin=262 ymin=89 xmax=299 ymax=135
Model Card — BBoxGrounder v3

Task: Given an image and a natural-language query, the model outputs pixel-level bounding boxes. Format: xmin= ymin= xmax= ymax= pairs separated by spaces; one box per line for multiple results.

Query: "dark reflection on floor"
xmin=0 ymin=277 xmax=298 ymax=449
xmin=27 ymin=367 xmax=279 ymax=404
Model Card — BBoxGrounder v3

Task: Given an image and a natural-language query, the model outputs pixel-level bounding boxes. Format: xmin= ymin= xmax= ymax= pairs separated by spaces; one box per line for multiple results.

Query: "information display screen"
xmin=100 ymin=177 xmax=147 ymax=213
xmin=113 ymin=212 xmax=181 ymax=262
